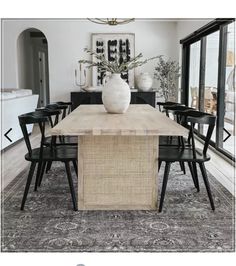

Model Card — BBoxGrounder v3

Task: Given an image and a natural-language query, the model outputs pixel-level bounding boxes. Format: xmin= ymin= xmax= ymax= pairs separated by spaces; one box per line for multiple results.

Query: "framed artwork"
xmin=91 ymin=33 xmax=135 ymax=88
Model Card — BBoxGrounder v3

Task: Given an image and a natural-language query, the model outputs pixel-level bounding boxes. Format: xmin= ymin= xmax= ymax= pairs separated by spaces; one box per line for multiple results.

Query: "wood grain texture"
xmin=78 ymin=135 xmax=158 ymax=210
xmin=50 ymin=104 xmax=188 ymax=137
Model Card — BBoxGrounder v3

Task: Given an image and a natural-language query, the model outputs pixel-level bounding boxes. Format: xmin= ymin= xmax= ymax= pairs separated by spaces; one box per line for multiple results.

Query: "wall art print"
xmin=91 ymin=33 xmax=135 ymax=88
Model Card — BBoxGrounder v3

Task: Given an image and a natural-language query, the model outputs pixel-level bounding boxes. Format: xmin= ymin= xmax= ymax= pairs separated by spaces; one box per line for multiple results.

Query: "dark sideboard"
xmin=71 ymin=91 xmax=156 ymax=111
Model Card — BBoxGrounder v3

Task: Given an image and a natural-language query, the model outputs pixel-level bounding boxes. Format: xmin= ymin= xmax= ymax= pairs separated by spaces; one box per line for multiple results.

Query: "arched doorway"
xmin=17 ymin=28 xmax=49 ymax=107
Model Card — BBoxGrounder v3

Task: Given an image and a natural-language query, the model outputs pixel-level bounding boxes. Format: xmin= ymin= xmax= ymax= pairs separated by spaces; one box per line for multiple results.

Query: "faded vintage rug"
xmin=1 ymin=162 xmax=235 ymax=252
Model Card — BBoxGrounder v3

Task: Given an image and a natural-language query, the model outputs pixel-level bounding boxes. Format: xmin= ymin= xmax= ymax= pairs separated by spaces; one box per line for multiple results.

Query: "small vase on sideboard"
xmin=136 ymin=72 xmax=153 ymax=92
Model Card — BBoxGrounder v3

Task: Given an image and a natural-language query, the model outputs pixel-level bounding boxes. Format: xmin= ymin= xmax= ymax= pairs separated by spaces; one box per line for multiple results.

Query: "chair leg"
xmin=72 ymin=160 xmax=78 ymax=177
xmin=192 ymin=162 xmax=200 ymax=192
xmin=65 ymin=162 xmax=78 ymax=211
xmin=177 ymin=136 xmax=181 ymax=146
xmin=38 ymin=161 xmax=47 ymax=187
xmin=180 ymin=136 xmax=185 ymax=148
xmin=21 ymin=162 xmax=36 ymax=210
xmin=199 ymin=163 xmax=215 ymax=210
xmin=45 ymin=161 xmax=52 ymax=173
xmin=179 ymin=162 xmax=186 ymax=175
xmin=158 ymin=160 xmax=162 ymax=172
xmin=34 ymin=162 xmax=42 ymax=191
xmin=188 ymin=162 xmax=198 ymax=190
xmin=159 ymin=162 xmax=171 ymax=212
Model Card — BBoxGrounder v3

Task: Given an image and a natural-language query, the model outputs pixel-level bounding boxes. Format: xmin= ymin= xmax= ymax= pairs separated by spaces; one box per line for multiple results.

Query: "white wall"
xmin=17 ymin=30 xmax=34 ymax=90
xmin=2 ymin=19 xmax=179 ymax=102
xmin=177 ymin=20 xmax=218 ymax=91
xmin=176 ymin=19 xmax=211 ymax=100
xmin=176 ymin=19 xmax=211 ymax=67
xmin=176 ymin=19 xmax=211 ymax=40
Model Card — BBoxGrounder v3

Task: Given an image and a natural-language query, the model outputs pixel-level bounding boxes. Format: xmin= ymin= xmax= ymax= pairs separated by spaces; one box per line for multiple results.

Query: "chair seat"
xmin=25 ymin=146 xmax=78 ymax=161
xmin=159 ymin=147 xmax=211 ymax=162
xmin=44 ymin=136 xmax=78 ymax=146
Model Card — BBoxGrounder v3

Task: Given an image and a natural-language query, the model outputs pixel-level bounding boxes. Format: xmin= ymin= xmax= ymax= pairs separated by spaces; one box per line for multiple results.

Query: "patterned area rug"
xmin=1 ymin=162 xmax=235 ymax=252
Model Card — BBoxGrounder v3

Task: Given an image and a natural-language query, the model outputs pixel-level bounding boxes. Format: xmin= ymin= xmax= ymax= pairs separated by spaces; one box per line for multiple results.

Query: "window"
xmin=223 ymin=22 xmax=235 ymax=155
xmin=189 ymin=41 xmax=201 ymax=110
xmin=181 ymin=19 xmax=235 ymax=160
xmin=203 ymin=31 xmax=220 ymax=142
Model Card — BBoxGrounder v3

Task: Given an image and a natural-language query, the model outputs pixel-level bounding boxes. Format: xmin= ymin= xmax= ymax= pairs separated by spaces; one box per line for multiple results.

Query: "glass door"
xmin=188 ymin=41 xmax=201 ymax=110
xmin=182 ymin=19 xmax=235 ymax=160
xmin=202 ymin=31 xmax=220 ymax=142
xmin=223 ymin=22 xmax=235 ymax=155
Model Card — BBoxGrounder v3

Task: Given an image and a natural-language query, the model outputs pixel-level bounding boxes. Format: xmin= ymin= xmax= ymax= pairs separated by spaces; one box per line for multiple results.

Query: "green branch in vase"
xmin=79 ymin=48 xmax=161 ymax=74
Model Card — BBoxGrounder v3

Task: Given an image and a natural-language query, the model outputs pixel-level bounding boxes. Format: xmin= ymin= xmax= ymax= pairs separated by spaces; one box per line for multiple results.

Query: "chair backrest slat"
xmin=35 ymin=107 xmax=61 ymax=127
xmin=164 ymin=105 xmax=193 ymax=121
xmin=18 ymin=112 xmax=49 ymax=156
xmin=156 ymin=101 xmax=183 ymax=112
xmin=54 ymin=101 xmax=72 ymax=115
xmin=182 ymin=110 xmax=216 ymax=156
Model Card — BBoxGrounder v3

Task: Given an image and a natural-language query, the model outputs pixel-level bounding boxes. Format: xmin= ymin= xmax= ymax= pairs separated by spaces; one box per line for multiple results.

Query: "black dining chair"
xmin=159 ymin=104 xmax=194 ymax=175
xmin=37 ymin=103 xmax=77 ymax=146
xmin=38 ymin=107 xmax=78 ymax=187
xmin=156 ymin=101 xmax=184 ymax=113
xmin=163 ymin=104 xmax=194 ymax=119
xmin=36 ymin=103 xmax=78 ymax=174
xmin=32 ymin=108 xmax=64 ymax=190
xmin=53 ymin=102 xmax=78 ymax=145
xmin=53 ymin=101 xmax=73 ymax=116
xmin=18 ymin=111 xmax=78 ymax=211
xmin=36 ymin=104 xmax=61 ymax=127
xmin=158 ymin=110 xmax=216 ymax=212
xmin=160 ymin=104 xmax=194 ymax=147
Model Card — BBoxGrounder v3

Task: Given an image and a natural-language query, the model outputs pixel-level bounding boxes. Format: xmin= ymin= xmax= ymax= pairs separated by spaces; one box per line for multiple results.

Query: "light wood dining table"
xmin=50 ymin=104 xmax=188 ymax=210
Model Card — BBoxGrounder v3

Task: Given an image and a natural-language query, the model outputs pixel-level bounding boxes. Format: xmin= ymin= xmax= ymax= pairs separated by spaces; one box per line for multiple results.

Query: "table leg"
xmin=78 ymin=135 xmax=159 ymax=210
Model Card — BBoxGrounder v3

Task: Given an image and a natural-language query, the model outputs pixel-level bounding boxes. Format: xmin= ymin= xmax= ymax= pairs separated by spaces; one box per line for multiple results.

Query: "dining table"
xmin=50 ymin=104 xmax=188 ymax=210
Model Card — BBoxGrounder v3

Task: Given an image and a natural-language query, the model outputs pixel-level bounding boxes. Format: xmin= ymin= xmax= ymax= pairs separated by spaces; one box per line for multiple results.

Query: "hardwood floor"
xmin=1 ymin=125 xmax=42 ymax=191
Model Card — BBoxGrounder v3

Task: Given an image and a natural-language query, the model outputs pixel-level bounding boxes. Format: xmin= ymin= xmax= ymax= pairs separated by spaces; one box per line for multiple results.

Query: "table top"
xmin=50 ymin=104 xmax=188 ymax=136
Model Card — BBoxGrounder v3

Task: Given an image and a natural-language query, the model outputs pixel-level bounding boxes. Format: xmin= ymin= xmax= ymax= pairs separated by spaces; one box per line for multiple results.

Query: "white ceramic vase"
xmin=102 ymin=73 xmax=131 ymax=114
xmin=136 ymin=72 xmax=153 ymax=91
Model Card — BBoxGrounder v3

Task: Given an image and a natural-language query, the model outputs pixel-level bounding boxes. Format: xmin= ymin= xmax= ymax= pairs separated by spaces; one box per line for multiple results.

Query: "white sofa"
xmin=1 ymin=89 xmax=39 ymax=150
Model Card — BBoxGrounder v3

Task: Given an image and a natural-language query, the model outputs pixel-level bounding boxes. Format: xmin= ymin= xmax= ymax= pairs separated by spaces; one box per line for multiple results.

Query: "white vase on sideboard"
xmin=136 ymin=72 xmax=153 ymax=91
xmin=102 ymin=73 xmax=131 ymax=114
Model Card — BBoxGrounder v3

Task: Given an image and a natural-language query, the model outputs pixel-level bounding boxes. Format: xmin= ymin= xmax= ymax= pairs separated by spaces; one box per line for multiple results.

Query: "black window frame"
xmin=180 ymin=18 xmax=235 ymax=161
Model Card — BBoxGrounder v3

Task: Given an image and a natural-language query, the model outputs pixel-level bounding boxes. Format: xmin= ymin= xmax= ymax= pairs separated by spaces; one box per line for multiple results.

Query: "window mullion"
xmin=216 ymin=25 xmax=228 ymax=148
xmin=181 ymin=44 xmax=190 ymax=105
xmin=198 ymin=37 xmax=207 ymax=113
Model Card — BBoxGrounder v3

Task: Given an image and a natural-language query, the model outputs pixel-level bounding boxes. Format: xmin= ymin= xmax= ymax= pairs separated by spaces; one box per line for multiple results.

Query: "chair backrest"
xmin=46 ymin=103 xmax=68 ymax=119
xmin=164 ymin=104 xmax=193 ymax=113
xmin=163 ymin=104 xmax=192 ymax=120
xmin=35 ymin=107 xmax=61 ymax=127
xmin=18 ymin=111 xmax=49 ymax=156
xmin=156 ymin=101 xmax=182 ymax=112
xmin=178 ymin=110 xmax=216 ymax=156
xmin=55 ymin=101 xmax=73 ymax=115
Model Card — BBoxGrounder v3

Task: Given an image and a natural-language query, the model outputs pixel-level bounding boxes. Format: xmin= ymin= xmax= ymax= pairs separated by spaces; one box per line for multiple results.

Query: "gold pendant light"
xmin=87 ymin=18 xmax=135 ymax=26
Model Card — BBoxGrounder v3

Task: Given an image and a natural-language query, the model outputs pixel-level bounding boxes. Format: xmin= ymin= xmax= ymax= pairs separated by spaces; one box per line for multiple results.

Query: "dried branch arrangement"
xmin=79 ymin=48 xmax=160 ymax=74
